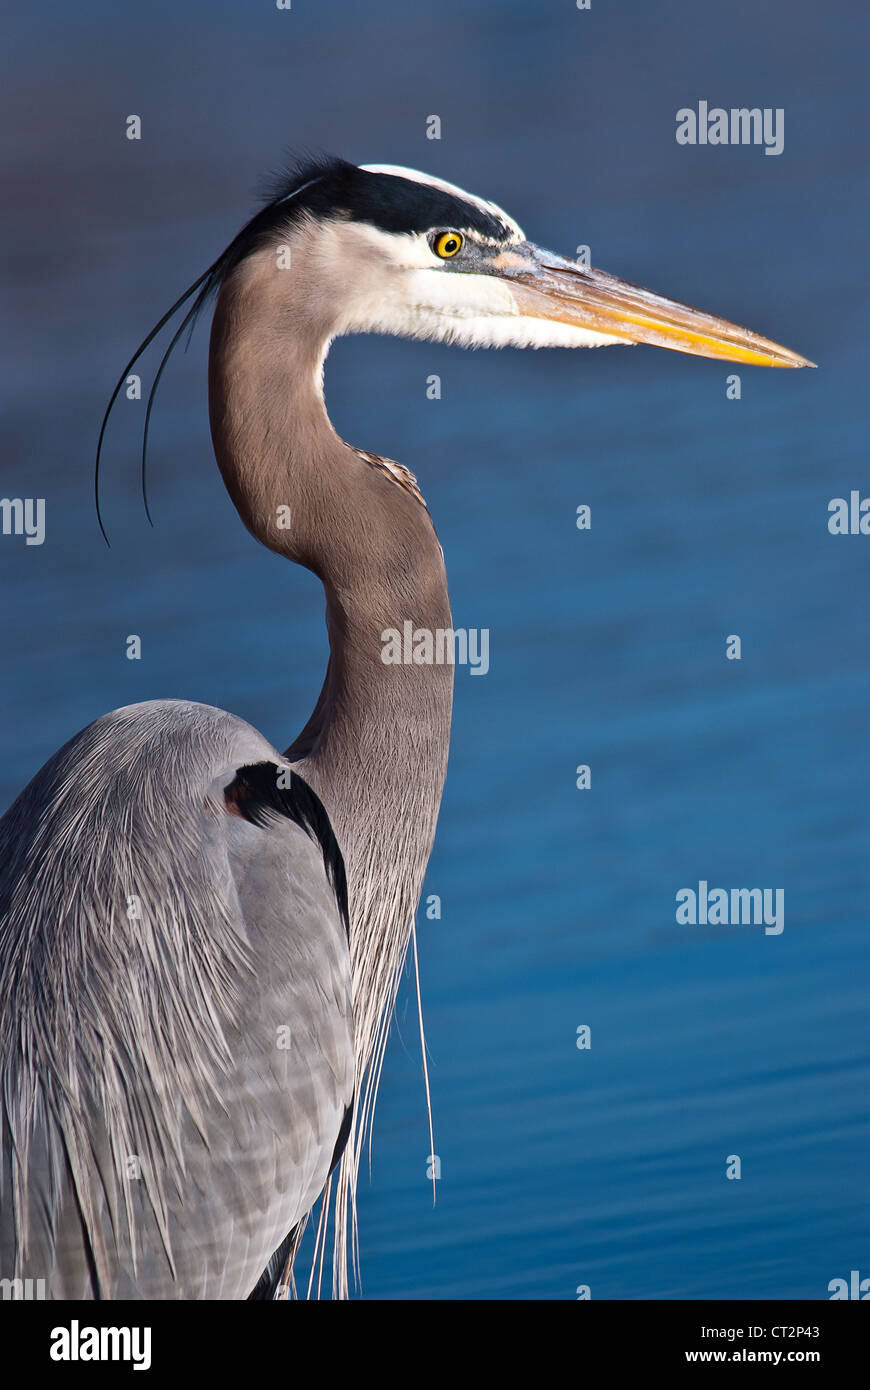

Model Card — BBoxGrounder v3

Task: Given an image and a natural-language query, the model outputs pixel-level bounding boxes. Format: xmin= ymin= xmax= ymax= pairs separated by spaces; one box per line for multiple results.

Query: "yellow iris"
xmin=434 ymin=231 xmax=463 ymax=258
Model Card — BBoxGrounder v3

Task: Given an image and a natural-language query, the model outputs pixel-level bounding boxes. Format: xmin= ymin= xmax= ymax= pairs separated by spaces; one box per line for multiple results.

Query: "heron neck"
xmin=208 ymin=257 xmax=454 ymax=1022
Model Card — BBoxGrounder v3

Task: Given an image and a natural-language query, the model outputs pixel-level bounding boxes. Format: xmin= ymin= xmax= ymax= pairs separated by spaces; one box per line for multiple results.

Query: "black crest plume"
xmin=93 ymin=154 xmax=351 ymax=544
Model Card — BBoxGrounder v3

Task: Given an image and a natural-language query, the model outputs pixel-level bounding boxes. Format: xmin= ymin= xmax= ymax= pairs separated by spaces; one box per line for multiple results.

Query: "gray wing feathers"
xmin=0 ymin=699 xmax=353 ymax=1299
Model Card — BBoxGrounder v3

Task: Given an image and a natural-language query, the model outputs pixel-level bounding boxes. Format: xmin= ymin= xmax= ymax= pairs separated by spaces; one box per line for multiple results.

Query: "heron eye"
xmin=433 ymin=231 xmax=463 ymax=259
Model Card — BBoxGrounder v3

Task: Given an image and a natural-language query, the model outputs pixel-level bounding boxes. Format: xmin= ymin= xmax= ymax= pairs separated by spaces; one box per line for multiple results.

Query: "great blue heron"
xmin=0 ymin=156 xmax=812 ymax=1300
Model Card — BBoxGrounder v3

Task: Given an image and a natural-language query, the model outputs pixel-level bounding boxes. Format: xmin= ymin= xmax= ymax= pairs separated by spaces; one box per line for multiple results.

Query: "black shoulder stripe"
xmin=329 ymin=1099 xmax=354 ymax=1176
xmin=225 ymin=763 xmax=349 ymax=937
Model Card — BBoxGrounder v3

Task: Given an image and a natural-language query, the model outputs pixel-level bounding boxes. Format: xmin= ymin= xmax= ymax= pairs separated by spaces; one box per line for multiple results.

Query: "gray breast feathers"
xmin=0 ymin=698 xmax=353 ymax=1299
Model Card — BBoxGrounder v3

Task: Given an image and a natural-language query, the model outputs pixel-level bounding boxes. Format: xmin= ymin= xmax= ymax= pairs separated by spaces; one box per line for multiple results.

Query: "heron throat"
xmin=208 ymin=238 xmax=454 ymax=1294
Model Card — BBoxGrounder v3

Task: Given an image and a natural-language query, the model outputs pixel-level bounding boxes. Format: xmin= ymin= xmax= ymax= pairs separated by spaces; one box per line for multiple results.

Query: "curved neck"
xmin=208 ymin=247 xmax=454 ymax=1114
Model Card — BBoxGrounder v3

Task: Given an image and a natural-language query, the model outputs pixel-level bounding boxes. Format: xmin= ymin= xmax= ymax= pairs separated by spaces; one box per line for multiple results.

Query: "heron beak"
xmin=492 ymin=244 xmax=815 ymax=368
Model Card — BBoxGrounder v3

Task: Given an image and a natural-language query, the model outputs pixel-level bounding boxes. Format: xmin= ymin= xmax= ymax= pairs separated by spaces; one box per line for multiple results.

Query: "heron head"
xmin=95 ymin=156 xmax=813 ymax=544
xmin=242 ymin=157 xmax=813 ymax=368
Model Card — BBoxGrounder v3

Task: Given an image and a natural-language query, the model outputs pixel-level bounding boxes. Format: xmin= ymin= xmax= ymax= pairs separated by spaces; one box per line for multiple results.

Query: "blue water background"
xmin=1 ymin=0 xmax=867 ymax=1298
